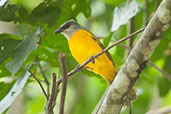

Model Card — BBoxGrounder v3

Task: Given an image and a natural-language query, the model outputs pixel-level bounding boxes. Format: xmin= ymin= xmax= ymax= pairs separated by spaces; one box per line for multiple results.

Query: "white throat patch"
xmin=61 ymin=26 xmax=81 ymax=40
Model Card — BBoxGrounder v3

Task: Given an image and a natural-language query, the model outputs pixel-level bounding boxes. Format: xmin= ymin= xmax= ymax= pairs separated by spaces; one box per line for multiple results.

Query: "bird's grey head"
xmin=54 ymin=19 xmax=82 ymax=40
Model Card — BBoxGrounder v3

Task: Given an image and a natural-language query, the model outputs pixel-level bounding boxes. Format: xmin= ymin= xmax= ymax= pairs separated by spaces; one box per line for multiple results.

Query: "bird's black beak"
xmin=54 ymin=27 xmax=64 ymax=34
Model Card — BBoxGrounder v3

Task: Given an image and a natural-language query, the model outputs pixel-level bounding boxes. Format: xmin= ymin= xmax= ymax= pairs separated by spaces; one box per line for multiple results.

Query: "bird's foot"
xmin=75 ymin=64 xmax=81 ymax=72
xmin=89 ymin=56 xmax=95 ymax=64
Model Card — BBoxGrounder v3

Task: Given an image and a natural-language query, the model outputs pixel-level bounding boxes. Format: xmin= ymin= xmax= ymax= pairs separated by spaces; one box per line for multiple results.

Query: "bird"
xmin=55 ymin=19 xmax=117 ymax=85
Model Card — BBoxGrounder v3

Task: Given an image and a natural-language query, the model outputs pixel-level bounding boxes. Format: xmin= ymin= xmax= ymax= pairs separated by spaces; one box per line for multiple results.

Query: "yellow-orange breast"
xmin=68 ymin=29 xmax=117 ymax=84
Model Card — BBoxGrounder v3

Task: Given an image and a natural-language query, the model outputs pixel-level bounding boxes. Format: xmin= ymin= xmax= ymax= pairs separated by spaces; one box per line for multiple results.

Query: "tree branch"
xmin=146 ymin=106 xmax=171 ymax=114
xmin=148 ymin=61 xmax=171 ymax=80
xmin=36 ymin=36 xmax=50 ymax=98
xmin=59 ymin=53 xmax=68 ymax=114
xmin=28 ymin=70 xmax=48 ymax=100
xmin=97 ymin=0 xmax=171 ymax=113
xmin=46 ymin=73 xmax=57 ymax=114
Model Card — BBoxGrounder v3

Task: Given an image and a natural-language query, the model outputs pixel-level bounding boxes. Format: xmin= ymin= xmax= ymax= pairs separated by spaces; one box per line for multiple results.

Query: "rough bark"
xmin=97 ymin=0 xmax=171 ymax=114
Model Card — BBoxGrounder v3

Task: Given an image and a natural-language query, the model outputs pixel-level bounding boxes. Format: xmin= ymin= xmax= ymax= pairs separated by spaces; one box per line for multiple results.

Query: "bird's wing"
xmin=91 ymin=34 xmax=116 ymax=67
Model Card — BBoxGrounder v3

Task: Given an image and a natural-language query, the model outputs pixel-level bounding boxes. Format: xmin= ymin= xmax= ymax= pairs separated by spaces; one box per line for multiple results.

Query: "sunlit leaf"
xmin=111 ymin=0 xmax=139 ymax=31
xmin=0 ymin=69 xmax=30 ymax=113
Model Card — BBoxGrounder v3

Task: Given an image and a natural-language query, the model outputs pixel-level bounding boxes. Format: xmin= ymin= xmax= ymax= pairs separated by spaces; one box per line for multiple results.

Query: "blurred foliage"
xmin=0 ymin=0 xmax=170 ymax=114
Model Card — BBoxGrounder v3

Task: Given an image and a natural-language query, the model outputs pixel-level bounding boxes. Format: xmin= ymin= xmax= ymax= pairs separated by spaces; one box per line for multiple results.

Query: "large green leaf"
xmin=29 ymin=1 xmax=61 ymax=27
xmin=17 ymin=23 xmax=34 ymax=38
xmin=5 ymin=28 xmax=42 ymax=75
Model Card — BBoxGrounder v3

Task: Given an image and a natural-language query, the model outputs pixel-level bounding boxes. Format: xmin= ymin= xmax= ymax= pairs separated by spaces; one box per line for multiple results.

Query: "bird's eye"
xmin=62 ymin=24 xmax=70 ymax=29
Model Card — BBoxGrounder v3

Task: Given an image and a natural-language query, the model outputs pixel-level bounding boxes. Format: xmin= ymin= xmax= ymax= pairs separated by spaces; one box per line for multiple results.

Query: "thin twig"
xmin=126 ymin=0 xmax=135 ymax=59
xmin=46 ymin=73 xmax=57 ymax=114
xmin=51 ymin=73 xmax=57 ymax=106
xmin=36 ymin=57 xmax=49 ymax=86
xmin=144 ymin=0 xmax=149 ymax=26
xmin=36 ymin=37 xmax=50 ymax=98
xmin=127 ymin=98 xmax=132 ymax=114
xmin=59 ymin=53 xmax=68 ymax=114
xmin=56 ymin=28 xmax=145 ymax=86
xmin=28 ymin=70 xmax=48 ymax=100
xmin=118 ymin=43 xmax=131 ymax=50
xmin=37 ymin=66 xmax=50 ymax=74
xmin=52 ymin=73 xmax=59 ymax=108
xmin=148 ymin=61 xmax=171 ymax=80
xmin=127 ymin=0 xmax=135 ymax=48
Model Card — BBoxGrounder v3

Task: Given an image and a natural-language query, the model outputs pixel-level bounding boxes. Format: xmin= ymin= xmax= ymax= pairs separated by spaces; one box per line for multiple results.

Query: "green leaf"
xmin=0 ymin=81 xmax=15 ymax=101
xmin=17 ymin=23 xmax=35 ymax=38
xmin=0 ymin=0 xmax=91 ymax=27
xmin=0 ymin=69 xmax=30 ymax=113
xmin=0 ymin=33 xmax=21 ymax=40
xmin=38 ymin=46 xmax=60 ymax=67
xmin=72 ymin=0 xmax=91 ymax=18
xmin=103 ymin=32 xmax=113 ymax=47
xmin=0 ymin=62 xmax=11 ymax=78
xmin=0 ymin=38 xmax=21 ymax=65
xmin=5 ymin=28 xmax=42 ymax=75
xmin=151 ymin=27 xmax=171 ymax=61
xmin=0 ymin=5 xmax=29 ymax=22
xmin=163 ymin=56 xmax=171 ymax=74
xmin=158 ymin=77 xmax=171 ymax=97
xmin=30 ymin=1 xmax=61 ymax=27
xmin=105 ymin=0 xmax=126 ymax=6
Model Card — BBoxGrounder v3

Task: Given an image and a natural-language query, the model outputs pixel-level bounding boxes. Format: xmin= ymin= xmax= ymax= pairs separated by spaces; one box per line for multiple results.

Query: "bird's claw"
xmin=90 ymin=56 xmax=95 ymax=64
xmin=75 ymin=64 xmax=81 ymax=71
